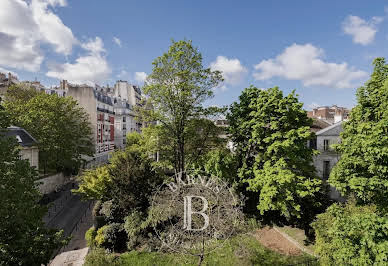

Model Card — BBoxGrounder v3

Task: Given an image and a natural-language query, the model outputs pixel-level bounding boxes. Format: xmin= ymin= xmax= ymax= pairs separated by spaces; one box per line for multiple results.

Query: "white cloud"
xmin=0 ymin=66 xmax=18 ymax=77
xmin=31 ymin=0 xmax=76 ymax=55
xmin=134 ymin=72 xmax=147 ymax=83
xmin=0 ymin=0 xmax=76 ymax=72
xmin=307 ymin=102 xmax=321 ymax=110
xmin=210 ymin=56 xmax=248 ymax=85
xmin=116 ymin=70 xmax=129 ymax=79
xmin=253 ymin=43 xmax=367 ymax=89
xmin=113 ymin=37 xmax=122 ymax=47
xmin=46 ymin=37 xmax=111 ymax=85
xmin=342 ymin=15 xmax=383 ymax=45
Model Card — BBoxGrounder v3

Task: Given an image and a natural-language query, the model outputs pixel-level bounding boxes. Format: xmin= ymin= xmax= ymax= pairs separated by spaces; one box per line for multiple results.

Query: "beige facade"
xmin=20 ymin=146 xmax=39 ymax=169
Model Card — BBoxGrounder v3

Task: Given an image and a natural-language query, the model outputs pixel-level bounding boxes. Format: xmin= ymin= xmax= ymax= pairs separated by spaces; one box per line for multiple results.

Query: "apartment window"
xmin=309 ymin=138 xmax=317 ymax=150
xmin=323 ymin=139 xmax=329 ymax=151
xmin=123 ymin=116 xmax=126 ymax=122
xmin=323 ymin=161 xmax=330 ymax=180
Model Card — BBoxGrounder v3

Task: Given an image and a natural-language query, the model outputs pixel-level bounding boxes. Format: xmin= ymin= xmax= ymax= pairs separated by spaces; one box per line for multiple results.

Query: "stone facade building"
xmin=310 ymin=121 xmax=344 ymax=201
xmin=307 ymin=105 xmax=349 ymax=124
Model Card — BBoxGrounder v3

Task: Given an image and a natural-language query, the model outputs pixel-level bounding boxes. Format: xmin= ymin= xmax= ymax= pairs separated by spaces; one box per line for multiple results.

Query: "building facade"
xmin=307 ymin=105 xmax=349 ymax=124
xmin=311 ymin=122 xmax=344 ymax=201
xmin=5 ymin=126 xmax=39 ymax=169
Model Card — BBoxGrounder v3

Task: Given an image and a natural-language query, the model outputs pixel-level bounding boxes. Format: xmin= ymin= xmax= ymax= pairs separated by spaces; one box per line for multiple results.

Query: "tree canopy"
xmin=4 ymin=85 xmax=94 ymax=174
xmin=138 ymin=40 xmax=223 ymax=173
xmin=228 ymin=86 xmax=323 ymax=220
xmin=329 ymin=58 xmax=388 ymax=209
xmin=0 ymin=98 xmax=66 ymax=265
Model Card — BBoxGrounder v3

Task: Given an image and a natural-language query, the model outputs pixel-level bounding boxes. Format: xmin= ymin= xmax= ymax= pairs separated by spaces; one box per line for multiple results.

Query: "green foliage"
xmin=83 ymin=248 xmax=119 ymax=266
xmin=329 ymin=58 xmax=388 ymax=208
xmin=190 ymin=148 xmax=238 ymax=183
xmin=124 ymin=211 xmax=147 ymax=250
xmin=4 ymin=85 xmax=93 ymax=174
xmin=228 ymin=86 xmax=322 ymax=220
xmin=138 ymin=40 xmax=223 ymax=173
xmin=95 ymin=223 xmax=126 ymax=251
xmin=75 ymin=166 xmax=112 ymax=201
xmin=85 ymin=234 xmax=318 ymax=266
xmin=0 ymin=99 xmax=67 ymax=265
xmin=312 ymin=200 xmax=388 ymax=266
xmin=85 ymin=227 xmax=97 ymax=247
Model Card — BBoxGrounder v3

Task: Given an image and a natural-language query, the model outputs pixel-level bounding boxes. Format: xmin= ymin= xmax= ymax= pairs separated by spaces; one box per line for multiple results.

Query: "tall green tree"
xmin=0 ymin=98 xmax=66 ymax=265
xmin=138 ymin=40 xmax=223 ymax=173
xmin=329 ymin=58 xmax=388 ymax=208
xmin=4 ymin=86 xmax=94 ymax=174
xmin=228 ymin=86 xmax=322 ymax=221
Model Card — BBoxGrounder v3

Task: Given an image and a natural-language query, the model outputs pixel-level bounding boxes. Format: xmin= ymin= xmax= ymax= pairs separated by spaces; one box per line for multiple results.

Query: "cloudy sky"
xmin=1 ymin=0 xmax=387 ymax=109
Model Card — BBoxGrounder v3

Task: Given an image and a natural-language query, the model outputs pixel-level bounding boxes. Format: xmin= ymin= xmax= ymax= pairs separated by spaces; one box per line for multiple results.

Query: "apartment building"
xmin=60 ymin=81 xmax=116 ymax=165
xmin=307 ymin=105 xmax=349 ymax=124
xmin=309 ymin=121 xmax=345 ymax=201
xmin=0 ymin=72 xmax=20 ymax=95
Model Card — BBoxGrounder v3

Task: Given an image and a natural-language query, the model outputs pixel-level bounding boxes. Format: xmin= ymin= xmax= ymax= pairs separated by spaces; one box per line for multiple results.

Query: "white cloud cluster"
xmin=134 ymin=72 xmax=147 ymax=83
xmin=342 ymin=15 xmax=383 ymax=45
xmin=113 ymin=37 xmax=122 ymax=47
xmin=0 ymin=0 xmax=76 ymax=71
xmin=253 ymin=43 xmax=367 ymax=89
xmin=210 ymin=56 xmax=248 ymax=86
xmin=46 ymin=37 xmax=111 ymax=85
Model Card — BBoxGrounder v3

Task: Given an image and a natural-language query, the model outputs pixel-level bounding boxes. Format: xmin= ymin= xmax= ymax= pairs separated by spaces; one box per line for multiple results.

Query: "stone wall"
xmin=37 ymin=172 xmax=68 ymax=194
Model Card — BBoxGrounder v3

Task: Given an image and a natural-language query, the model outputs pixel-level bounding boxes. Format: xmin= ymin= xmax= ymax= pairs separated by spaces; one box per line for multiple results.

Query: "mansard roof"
xmin=316 ymin=121 xmax=343 ymax=136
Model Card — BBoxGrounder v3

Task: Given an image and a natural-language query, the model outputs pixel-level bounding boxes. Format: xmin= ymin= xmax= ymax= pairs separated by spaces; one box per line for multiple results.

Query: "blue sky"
xmin=1 ymin=0 xmax=388 ymax=109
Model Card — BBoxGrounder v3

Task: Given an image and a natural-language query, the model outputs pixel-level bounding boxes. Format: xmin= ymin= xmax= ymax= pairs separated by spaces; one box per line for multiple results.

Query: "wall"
xmin=20 ymin=146 xmax=39 ymax=169
xmin=37 ymin=172 xmax=67 ymax=194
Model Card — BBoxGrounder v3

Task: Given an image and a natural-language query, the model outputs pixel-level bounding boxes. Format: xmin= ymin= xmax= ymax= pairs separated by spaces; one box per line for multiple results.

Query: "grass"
xmin=84 ymin=234 xmax=318 ymax=266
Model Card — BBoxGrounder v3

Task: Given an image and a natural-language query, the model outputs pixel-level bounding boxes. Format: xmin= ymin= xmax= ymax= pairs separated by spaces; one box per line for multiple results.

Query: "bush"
xmin=85 ymin=227 xmax=97 ymax=247
xmin=100 ymin=199 xmax=120 ymax=222
xmin=124 ymin=211 xmax=146 ymax=250
xmin=312 ymin=200 xmax=388 ymax=265
xmin=95 ymin=223 xmax=127 ymax=251
xmin=84 ymin=248 xmax=119 ymax=266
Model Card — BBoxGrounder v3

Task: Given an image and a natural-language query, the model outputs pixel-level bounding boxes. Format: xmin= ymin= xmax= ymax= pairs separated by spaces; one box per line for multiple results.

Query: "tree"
xmin=4 ymin=86 xmax=93 ymax=174
xmin=228 ymin=86 xmax=322 ymax=221
xmin=138 ymin=40 xmax=223 ymax=173
xmin=0 ymin=98 xmax=67 ymax=265
xmin=329 ymin=58 xmax=388 ymax=209
xmin=312 ymin=200 xmax=388 ymax=265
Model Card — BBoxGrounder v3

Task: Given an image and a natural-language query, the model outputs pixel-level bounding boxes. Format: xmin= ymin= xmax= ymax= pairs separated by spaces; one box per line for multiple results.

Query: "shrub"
xmin=85 ymin=227 xmax=97 ymax=247
xmin=312 ymin=200 xmax=388 ymax=265
xmin=124 ymin=211 xmax=146 ymax=250
xmin=83 ymin=248 xmax=119 ymax=266
xmin=100 ymin=199 xmax=120 ymax=222
xmin=95 ymin=223 xmax=127 ymax=251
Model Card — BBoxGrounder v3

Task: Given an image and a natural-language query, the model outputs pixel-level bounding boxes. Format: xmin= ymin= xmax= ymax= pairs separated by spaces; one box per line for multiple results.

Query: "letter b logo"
xmin=183 ymin=196 xmax=209 ymax=231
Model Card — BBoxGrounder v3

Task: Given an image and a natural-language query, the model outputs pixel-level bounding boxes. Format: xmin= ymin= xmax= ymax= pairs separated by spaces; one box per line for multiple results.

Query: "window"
xmin=309 ymin=138 xmax=317 ymax=149
xmin=123 ymin=116 xmax=126 ymax=122
xmin=323 ymin=139 xmax=329 ymax=151
xmin=323 ymin=161 xmax=330 ymax=180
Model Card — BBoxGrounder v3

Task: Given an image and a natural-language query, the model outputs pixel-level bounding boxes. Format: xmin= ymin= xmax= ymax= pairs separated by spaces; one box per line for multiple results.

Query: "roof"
xmin=316 ymin=121 xmax=343 ymax=136
xmin=310 ymin=118 xmax=331 ymax=133
xmin=3 ymin=126 xmax=38 ymax=147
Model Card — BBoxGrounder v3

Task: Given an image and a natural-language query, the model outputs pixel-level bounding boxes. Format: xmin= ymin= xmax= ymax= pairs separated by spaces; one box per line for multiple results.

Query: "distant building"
xmin=0 ymin=72 xmax=20 ymax=95
xmin=307 ymin=105 xmax=349 ymax=124
xmin=4 ymin=126 xmax=39 ymax=169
